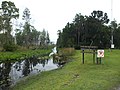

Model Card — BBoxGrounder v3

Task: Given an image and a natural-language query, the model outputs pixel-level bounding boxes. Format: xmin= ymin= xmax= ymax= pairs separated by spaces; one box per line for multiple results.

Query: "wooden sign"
xmin=97 ymin=50 xmax=104 ymax=57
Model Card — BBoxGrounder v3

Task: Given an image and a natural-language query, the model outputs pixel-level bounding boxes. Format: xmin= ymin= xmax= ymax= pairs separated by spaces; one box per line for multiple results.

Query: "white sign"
xmin=97 ymin=50 xmax=104 ymax=57
xmin=111 ymin=44 xmax=114 ymax=49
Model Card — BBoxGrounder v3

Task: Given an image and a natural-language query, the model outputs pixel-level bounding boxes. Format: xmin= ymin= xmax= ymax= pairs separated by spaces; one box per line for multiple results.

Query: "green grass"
xmin=11 ymin=49 xmax=120 ymax=90
xmin=0 ymin=49 xmax=51 ymax=62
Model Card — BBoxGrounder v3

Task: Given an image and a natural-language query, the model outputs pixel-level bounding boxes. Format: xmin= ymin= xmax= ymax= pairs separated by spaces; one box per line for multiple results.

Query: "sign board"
xmin=97 ymin=50 xmax=104 ymax=57
xmin=111 ymin=44 xmax=114 ymax=49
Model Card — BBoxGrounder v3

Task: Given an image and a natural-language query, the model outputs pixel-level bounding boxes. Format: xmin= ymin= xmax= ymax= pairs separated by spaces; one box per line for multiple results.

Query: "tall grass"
xmin=58 ymin=48 xmax=75 ymax=56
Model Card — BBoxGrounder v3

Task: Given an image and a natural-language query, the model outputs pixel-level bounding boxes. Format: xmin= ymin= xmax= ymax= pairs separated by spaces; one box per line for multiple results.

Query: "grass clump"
xmin=58 ymin=48 xmax=75 ymax=56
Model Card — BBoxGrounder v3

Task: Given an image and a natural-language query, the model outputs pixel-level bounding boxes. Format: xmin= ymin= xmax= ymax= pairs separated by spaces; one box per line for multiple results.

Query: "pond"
xmin=0 ymin=47 xmax=62 ymax=90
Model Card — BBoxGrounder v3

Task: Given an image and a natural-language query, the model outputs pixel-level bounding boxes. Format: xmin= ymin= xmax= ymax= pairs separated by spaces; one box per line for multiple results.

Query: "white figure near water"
xmin=49 ymin=47 xmax=57 ymax=57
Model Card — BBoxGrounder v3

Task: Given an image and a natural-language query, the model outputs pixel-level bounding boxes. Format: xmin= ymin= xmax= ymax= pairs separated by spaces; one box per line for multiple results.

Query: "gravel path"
xmin=113 ymin=86 xmax=120 ymax=90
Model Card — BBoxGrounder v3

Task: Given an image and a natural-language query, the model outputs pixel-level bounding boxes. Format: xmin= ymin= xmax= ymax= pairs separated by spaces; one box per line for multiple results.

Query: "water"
xmin=9 ymin=58 xmax=59 ymax=85
xmin=0 ymin=48 xmax=61 ymax=90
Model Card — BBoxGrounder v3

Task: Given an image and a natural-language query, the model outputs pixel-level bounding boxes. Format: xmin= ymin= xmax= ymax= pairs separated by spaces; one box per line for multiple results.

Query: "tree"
xmin=39 ymin=29 xmax=46 ymax=46
xmin=46 ymin=31 xmax=50 ymax=45
xmin=57 ymin=30 xmax=62 ymax=47
xmin=16 ymin=30 xmax=23 ymax=46
xmin=0 ymin=15 xmax=3 ymax=32
xmin=22 ymin=8 xmax=31 ymax=48
xmin=0 ymin=1 xmax=19 ymax=51
xmin=22 ymin=8 xmax=31 ymax=23
xmin=29 ymin=25 xmax=40 ymax=46
xmin=114 ymin=25 xmax=120 ymax=48
xmin=15 ymin=24 xmax=41 ymax=47
xmin=57 ymin=10 xmax=110 ymax=49
xmin=91 ymin=10 xmax=109 ymax=24
xmin=85 ymin=10 xmax=110 ymax=48
xmin=0 ymin=1 xmax=19 ymax=44
xmin=109 ymin=20 xmax=117 ymax=46
xmin=73 ymin=13 xmax=86 ymax=46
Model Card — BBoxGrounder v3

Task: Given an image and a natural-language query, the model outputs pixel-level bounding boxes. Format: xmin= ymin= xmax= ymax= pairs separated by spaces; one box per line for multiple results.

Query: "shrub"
xmin=3 ymin=43 xmax=18 ymax=52
xmin=58 ymin=48 xmax=75 ymax=56
xmin=74 ymin=45 xmax=81 ymax=50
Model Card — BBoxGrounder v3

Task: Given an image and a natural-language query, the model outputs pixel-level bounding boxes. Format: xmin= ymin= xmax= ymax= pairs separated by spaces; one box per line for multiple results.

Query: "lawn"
xmin=11 ymin=49 xmax=120 ymax=90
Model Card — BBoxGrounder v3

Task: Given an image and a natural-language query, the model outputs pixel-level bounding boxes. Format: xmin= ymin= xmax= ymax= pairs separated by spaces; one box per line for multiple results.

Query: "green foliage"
xmin=3 ymin=43 xmax=17 ymax=52
xmin=15 ymin=26 xmax=50 ymax=47
xmin=0 ymin=2 xmax=51 ymax=48
xmin=0 ymin=1 xmax=19 ymax=48
xmin=0 ymin=49 xmax=51 ymax=61
xmin=109 ymin=20 xmax=120 ymax=48
xmin=22 ymin=8 xmax=31 ymax=47
xmin=58 ymin=48 xmax=75 ymax=56
xmin=18 ymin=8 xmax=51 ymax=47
xmin=57 ymin=10 xmax=112 ymax=48
xmin=22 ymin=8 xmax=31 ymax=23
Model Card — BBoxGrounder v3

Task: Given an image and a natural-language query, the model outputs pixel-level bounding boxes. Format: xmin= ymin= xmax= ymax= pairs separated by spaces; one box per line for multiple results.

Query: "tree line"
xmin=57 ymin=10 xmax=120 ymax=49
xmin=0 ymin=1 xmax=50 ymax=51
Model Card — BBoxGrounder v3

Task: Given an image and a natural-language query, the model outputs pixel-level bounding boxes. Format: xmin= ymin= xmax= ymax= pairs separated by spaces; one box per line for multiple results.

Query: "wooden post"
xmin=93 ymin=49 xmax=95 ymax=64
xmin=80 ymin=46 xmax=98 ymax=64
xmin=96 ymin=57 xmax=98 ymax=64
xmin=99 ymin=58 xmax=101 ymax=64
xmin=82 ymin=49 xmax=84 ymax=64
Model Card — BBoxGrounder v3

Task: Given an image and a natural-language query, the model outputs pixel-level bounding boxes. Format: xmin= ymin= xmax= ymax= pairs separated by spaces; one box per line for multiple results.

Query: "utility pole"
xmin=111 ymin=0 xmax=114 ymax=49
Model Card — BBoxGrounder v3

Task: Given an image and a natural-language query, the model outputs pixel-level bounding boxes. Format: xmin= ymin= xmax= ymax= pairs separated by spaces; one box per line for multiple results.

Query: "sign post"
xmin=97 ymin=50 xmax=104 ymax=64
xmin=97 ymin=50 xmax=104 ymax=58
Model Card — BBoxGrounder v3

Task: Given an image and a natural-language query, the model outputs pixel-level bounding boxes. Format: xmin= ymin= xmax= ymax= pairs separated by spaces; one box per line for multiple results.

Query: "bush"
xmin=74 ymin=45 xmax=81 ymax=50
xmin=3 ymin=43 xmax=18 ymax=52
xmin=58 ymin=48 xmax=75 ymax=56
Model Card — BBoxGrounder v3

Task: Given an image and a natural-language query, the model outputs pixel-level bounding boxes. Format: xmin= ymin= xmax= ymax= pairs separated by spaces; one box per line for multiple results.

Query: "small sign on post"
xmin=111 ymin=44 xmax=114 ymax=49
xmin=97 ymin=50 xmax=104 ymax=58
xmin=97 ymin=50 xmax=104 ymax=64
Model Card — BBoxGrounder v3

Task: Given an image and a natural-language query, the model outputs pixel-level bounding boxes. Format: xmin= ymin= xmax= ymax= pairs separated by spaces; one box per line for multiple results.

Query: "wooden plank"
xmin=81 ymin=51 xmax=96 ymax=54
xmin=80 ymin=46 xmax=98 ymax=49
xmin=80 ymin=46 xmax=98 ymax=64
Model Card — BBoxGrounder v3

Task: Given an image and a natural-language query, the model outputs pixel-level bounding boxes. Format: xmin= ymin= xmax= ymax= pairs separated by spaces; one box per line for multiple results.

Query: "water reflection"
xmin=0 ymin=57 xmax=59 ymax=89
xmin=0 ymin=62 xmax=12 ymax=90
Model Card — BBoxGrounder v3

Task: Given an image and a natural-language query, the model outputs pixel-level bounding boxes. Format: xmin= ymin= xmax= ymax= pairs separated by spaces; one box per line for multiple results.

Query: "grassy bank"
xmin=11 ymin=50 xmax=120 ymax=90
xmin=0 ymin=49 xmax=51 ymax=62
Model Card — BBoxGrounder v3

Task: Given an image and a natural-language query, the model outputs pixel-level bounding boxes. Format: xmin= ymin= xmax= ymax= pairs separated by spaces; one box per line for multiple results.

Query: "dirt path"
xmin=116 ymin=87 xmax=120 ymax=90
xmin=113 ymin=86 xmax=120 ymax=90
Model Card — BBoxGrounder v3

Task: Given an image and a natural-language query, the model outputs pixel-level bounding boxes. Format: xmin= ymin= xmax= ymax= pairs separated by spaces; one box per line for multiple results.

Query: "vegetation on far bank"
xmin=0 ymin=1 xmax=52 ymax=52
xmin=0 ymin=48 xmax=51 ymax=62
xmin=57 ymin=10 xmax=120 ymax=49
xmin=11 ymin=49 xmax=120 ymax=90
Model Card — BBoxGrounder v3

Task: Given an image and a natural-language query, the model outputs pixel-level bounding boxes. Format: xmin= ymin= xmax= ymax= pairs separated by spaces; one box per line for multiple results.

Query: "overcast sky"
xmin=0 ymin=0 xmax=120 ymax=43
